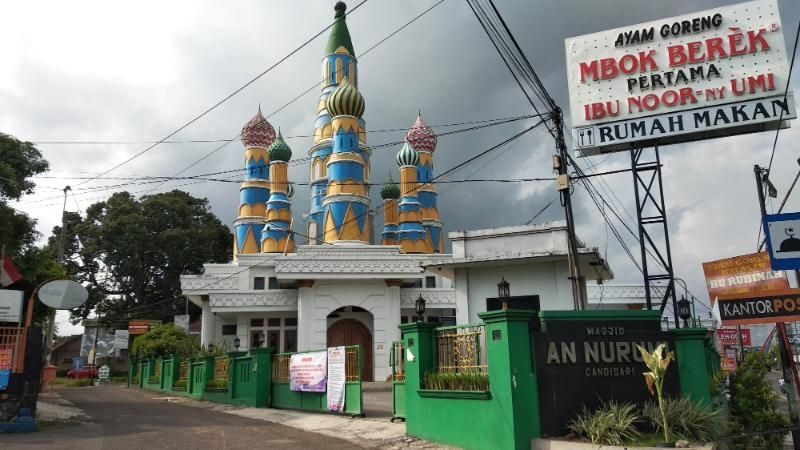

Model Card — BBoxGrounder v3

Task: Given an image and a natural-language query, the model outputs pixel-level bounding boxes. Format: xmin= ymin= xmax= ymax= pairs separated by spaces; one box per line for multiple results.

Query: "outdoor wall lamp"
xmin=257 ymin=332 xmax=265 ymax=348
xmin=497 ymin=276 xmax=510 ymax=310
xmin=415 ymin=295 xmax=426 ymax=322
xmin=234 ymin=337 xmax=241 ymax=351
xmin=677 ymin=296 xmax=691 ymax=328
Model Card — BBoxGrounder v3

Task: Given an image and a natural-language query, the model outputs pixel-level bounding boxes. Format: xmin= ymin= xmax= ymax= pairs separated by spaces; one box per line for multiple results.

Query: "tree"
xmin=58 ymin=190 xmax=232 ymax=325
xmin=727 ymin=351 xmax=790 ymax=449
xmin=0 ymin=133 xmax=49 ymax=256
xmin=0 ymin=133 xmax=61 ymax=326
xmin=130 ymin=324 xmax=198 ymax=359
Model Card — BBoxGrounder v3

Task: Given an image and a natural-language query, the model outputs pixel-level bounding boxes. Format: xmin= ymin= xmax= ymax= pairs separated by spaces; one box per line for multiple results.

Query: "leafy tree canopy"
xmin=56 ymin=190 xmax=232 ymax=326
xmin=131 ymin=324 xmax=198 ymax=359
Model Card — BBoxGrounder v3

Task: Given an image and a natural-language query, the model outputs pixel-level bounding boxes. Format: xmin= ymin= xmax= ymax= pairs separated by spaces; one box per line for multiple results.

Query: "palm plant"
xmin=636 ymin=343 xmax=674 ymax=444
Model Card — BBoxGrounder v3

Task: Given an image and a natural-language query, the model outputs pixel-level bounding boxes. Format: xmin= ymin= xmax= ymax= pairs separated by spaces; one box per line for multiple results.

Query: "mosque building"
xmin=181 ymin=2 xmax=611 ymax=381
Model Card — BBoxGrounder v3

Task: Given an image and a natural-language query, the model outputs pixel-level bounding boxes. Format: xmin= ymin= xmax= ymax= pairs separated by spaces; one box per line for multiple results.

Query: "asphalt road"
xmin=0 ymin=385 xmax=360 ymax=449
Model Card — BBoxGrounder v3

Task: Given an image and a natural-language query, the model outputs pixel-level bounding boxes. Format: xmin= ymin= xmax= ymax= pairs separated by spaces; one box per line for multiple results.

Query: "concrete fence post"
xmin=398 ymin=322 xmax=437 ymax=437
xmin=670 ymin=327 xmax=713 ymax=405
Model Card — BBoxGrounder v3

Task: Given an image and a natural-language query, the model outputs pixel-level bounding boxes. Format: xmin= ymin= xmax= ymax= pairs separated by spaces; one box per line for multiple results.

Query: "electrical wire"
xmin=766 ymin=18 xmax=800 ymax=174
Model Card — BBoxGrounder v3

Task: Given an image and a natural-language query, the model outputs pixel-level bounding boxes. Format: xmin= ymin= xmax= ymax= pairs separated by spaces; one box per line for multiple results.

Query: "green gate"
xmin=390 ymin=340 xmax=406 ymax=421
xmin=230 ymin=355 xmax=257 ymax=406
xmin=270 ymin=345 xmax=364 ymax=416
xmin=162 ymin=358 xmax=174 ymax=390
xmin=189 ymin=360 xmax=206 ymax=397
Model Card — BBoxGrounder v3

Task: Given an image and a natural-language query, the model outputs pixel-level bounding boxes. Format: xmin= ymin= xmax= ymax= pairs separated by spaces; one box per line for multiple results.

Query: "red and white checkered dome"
xmin=405 ymin=113 xmax=437 ymax=153
xmin=241 ymin=107 xmax=276 ymax=149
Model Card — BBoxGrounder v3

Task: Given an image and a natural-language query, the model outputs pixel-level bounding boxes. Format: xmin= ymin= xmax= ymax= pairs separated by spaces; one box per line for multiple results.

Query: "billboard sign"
xmin=717 ymin=327 xmax=752 ymax=346
xmin=702 ymin=252 xmax=788 ymax=301
xmin=128 ymin=320 xmax=162 ymax=335
xmin=289 ymin=351 xmax=327 ymax=393
xmin=763 ymin=212 xmax=800 ymax=270
xmin=715 ymin=288 xmax=800 ymax=325
xmin=114 ymin=330 xmax=129 ymax=350
xmin=564 ymin=0 xmax=794 ymax=155
xmin=0 ymin=290 xmax=23 ymax=323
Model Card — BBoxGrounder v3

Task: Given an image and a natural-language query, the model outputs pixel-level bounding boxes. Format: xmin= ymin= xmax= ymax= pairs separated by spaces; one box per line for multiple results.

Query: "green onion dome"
xmin=396 ymin=142 xmax=419 ymax=167
xmin=287 ymin=182 xmax=295 ymax=198
xmin=325 ymin=78 xmax=365 ymax=118
xmin=380 ymin=178 xmax=400 ymax=200
xmin=268 ymin=131 xmax=292 ymax=162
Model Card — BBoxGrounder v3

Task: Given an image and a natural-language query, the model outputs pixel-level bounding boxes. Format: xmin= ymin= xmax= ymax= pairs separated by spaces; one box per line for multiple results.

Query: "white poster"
xmin=0 ymin=290 xmax=23 ymax=323
xmin=289 ymin=351 xmax=327 ymax=392
xmin=326 ymin=346 xmax=347 ymax=412
xmin=114 ymin=330 xmax=129 ymax=350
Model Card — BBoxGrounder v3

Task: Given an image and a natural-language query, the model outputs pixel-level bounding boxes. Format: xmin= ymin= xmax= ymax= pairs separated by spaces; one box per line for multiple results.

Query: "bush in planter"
xmin=173 ymin=379 xmax=187 ymax=390
xmin=568 ymin=401 xmax=641 ymax=446
xmin=205 ymin=378 xmax=228 ymax=390
xmin=643 ymin=397 xmax=719 ymax=442
xmin=422 ymin=371 xmax=489 ymax=391
xmin=147 ymin=375 xmax=160 ymax=384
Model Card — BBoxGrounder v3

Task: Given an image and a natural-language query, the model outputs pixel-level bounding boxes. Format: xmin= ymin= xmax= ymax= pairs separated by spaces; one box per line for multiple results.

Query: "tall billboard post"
xmin=564 ymin=0 xmax=795 ymax=321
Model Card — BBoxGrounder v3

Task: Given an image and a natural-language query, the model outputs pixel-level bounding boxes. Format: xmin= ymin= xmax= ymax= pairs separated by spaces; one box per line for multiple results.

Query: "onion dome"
xmin=241 ymin=106 xmax=276 ymax=149
xmin=396 ymin=142 xmax=419 ymax=167
xmin=268 ymin=131 xmax=292 ymax=162
xmin=405 ymin=113 xmax=437 ymax=153
xmin=287 ymin=182 xmax=295 ymax=198
xmin=380 ymin=178 xmax=401 ymax=200
xmin=325 ymin=78 xmax=365 ymax=118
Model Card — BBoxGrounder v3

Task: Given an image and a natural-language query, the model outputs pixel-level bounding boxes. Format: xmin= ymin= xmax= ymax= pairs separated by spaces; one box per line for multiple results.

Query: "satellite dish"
xmin=38 ymin=280 xmax=89 ymax=310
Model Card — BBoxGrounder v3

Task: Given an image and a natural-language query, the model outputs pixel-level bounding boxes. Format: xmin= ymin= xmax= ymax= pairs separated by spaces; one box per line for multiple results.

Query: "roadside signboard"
xmin=721 ymin=350 xmax=738 ymax=372
xmin=763 ymin=212 xmax=800 ymax=270
xmin=717 ymin=327 xmax=752 ymax=346
xmin=326 ymin=346 xmax=346 ymax=412
xmin=98 ymin=365 xmax=110 ymax=382
xmin=702 ymin=252 xmax=788 ymax=301
xmin=0 ymin=290 xmax=23 ymax=323
xmin=289 ymin=351 xmax=327 ymax=392
xmin=715 ymin=288 xmax=800 ymax=325
xmin=128 ymin=320 xmax=162 ymax=335
xmin=114 ymin=330 xmax=129 ymax=350
xmin=564 ymin=0 xmax=795 ymax=156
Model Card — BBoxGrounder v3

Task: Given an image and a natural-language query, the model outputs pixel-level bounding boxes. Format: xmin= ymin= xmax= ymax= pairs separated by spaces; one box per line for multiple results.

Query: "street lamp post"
xmin=497 ymin=276 xmax=510 ymax=310
xmin=415 ymin=295 xmax=426 ymax=323
xmin=233 ymin=337 xmax=241 ymax=351
xmin=677 ymin=296 xmax=691 ymax=328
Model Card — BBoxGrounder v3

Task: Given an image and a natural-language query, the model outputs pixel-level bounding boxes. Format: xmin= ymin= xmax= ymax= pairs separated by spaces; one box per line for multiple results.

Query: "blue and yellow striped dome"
xmin=325 ymin=78 xmax=365 ymax=118
xmin=268 ymin=132 xmax=292 ymax=162
xmin=396 ymin=142 xmax=419 ymax=167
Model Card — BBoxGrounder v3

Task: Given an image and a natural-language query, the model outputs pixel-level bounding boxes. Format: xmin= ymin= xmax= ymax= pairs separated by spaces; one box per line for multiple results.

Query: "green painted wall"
xmin=671 ymin=328 xmax=715 ymax=405
xmin=401 ymin=313 xmax=540 ymax=450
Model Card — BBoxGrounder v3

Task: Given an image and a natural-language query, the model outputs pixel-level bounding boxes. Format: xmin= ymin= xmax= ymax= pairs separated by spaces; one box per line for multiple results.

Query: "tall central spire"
xmin=307 ymin=2 xmax=368 ymax=244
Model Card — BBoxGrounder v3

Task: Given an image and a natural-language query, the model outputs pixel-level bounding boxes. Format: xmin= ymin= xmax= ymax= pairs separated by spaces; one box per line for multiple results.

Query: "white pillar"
xmin=236 ymin=314 xmax=249 ymax=351
xmin=201 ymin=300 xmax=214 ymax=348
xmin=455 ymin=270 xmax=470 ymax=324
xmin=385 ymin=283 xmax=402 ymax=344
xmin=297 ymin=282 xmax=315 ymax=351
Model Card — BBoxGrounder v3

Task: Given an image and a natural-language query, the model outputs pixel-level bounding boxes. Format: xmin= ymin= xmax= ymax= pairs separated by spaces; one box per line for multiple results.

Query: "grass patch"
xmin=53 ymin=378 xmax=93 ymax=387
xmin=205 ymin=378 xmax=228 ymax=389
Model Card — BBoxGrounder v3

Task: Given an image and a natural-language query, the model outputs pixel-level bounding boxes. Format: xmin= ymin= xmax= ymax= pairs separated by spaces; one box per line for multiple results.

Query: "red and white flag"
xmin=0 ymin=256 xmax=22 ymax=287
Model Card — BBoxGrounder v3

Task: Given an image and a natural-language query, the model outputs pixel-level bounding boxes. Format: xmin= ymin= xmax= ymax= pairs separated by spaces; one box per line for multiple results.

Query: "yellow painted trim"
xmin=239 ymin=204 xmax=267 ymax=217
xmin=240 ymin=227 xmax=259 ymax=255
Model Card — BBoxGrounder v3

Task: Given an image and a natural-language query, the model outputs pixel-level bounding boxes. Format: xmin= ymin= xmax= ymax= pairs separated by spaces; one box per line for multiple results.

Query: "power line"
xmin=71 ymin=0 xmax=371 ymax=189
xmin=766 ymin=18 xmax=800 ymax=174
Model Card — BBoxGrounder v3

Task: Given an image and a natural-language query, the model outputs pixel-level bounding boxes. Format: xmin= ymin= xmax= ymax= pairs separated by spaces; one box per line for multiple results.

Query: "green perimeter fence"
xmin=270 ymin=345 xmax=363 ymax=417
xmin=129 ymin=345 xmax=363 ymax=416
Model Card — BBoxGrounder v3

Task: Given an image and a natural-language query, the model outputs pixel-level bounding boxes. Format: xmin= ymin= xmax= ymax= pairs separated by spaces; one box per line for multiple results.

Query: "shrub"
xmin=174 ymin=379 xmax=187 ymax=389
xmin=147 ymin=375 xmax=160 ymax=384
xmin=422 ymin=371 xmax=489 ymax=391
xmin=131 ymin=324 xmax=199 ymax=360
xmin=727 ymin=351 xmax=790 ymax=449
xmin=205 ymin=378 xmax=228 ymax=390
xmin=643 ymin=397 xmax=719 ymax=442
xmin=568 ymin=401 xmax=641 ymax=446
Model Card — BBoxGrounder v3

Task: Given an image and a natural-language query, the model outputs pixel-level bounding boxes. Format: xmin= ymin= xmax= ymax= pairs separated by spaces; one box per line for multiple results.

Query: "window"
xmin=400 ymin=316 xmax=408 ymax=324
xmin=425 ymin=276 xmax=436 ymax=288
xmin=253 ymin=277 xmax=265 ymax=290
xmin=267 ymin=330 xmax=281 ymax=351
xmin=221 ymin=325 xmax=237 ymax=336
xmin=268 ymin=277 xmax=279 ymax=289
xmin=285 ymin=318 xmax=298 ymax=327
xmin=267 ymin=318 xmax=282 ymax=327
xmin=284 ymin=330 xmax=297 ymax=353
xmin=250 ymin=318 xmax=264 ymax=327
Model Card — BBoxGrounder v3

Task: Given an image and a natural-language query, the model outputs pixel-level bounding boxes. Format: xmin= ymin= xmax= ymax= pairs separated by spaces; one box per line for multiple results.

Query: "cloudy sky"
xmin=4 ymin=0 xmax=799 ymax=335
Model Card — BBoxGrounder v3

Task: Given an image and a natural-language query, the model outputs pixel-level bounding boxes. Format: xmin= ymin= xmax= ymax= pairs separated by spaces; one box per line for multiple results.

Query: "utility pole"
xmin=553 ymin=107 xmax=585 ymax=310
xmin=755 ymin=164 xmax=800 ymax=450
xmin=45 ymin=185 xmax=71 ymax=365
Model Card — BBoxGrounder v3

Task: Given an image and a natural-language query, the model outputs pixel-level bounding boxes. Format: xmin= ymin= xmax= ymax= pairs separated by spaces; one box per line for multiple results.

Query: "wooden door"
xmin=327 ymin=319 xmax=373 ymax=381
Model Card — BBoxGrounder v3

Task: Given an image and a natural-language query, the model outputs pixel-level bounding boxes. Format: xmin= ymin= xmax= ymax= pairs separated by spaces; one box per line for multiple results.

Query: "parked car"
xmin=66 ymin=365 xmax=97 ymax=379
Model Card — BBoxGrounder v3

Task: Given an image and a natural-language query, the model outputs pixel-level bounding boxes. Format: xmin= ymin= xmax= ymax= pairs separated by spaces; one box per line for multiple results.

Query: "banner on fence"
xmin=327 ymin=346 xmax=346 ymax=412
xmin=289 ymin=351 xmax=327 ymax=392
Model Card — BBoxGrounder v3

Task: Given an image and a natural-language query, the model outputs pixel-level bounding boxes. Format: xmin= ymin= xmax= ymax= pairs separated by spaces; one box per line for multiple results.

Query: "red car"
xmin=66 ymin=365 xmax=97 ymax=379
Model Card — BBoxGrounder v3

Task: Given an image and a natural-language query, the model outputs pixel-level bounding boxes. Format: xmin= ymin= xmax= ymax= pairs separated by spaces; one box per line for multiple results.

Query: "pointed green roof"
xmin=325 ymin=2 xmax=355 ymax=57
